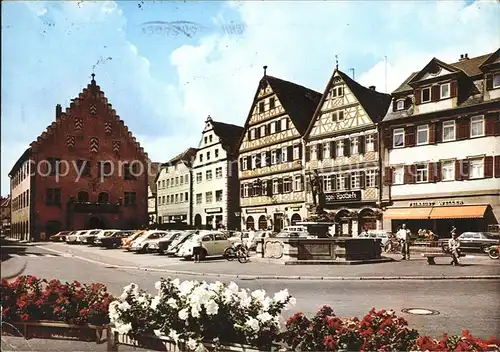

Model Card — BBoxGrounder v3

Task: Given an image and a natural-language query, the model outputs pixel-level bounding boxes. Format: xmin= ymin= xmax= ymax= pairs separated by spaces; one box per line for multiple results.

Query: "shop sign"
xmin=325 ymin=191 xmax=361 ymax=204
xmin=205 ymin=207 xmax=222 ymax=214
xmin=409 ymin=200 xmax=464 ymax=207
xmin=291 ymin=206 xmax=302 ymax=211
xmin=246 ymin=208 xmax=266 ymax=214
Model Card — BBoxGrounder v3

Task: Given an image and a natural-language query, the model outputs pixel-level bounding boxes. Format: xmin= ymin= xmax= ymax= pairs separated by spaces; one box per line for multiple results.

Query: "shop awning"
xmin=429 ymin=205 xmax=488 ymax=219
xmin=383 ymin=207 xmax=432 ymax=220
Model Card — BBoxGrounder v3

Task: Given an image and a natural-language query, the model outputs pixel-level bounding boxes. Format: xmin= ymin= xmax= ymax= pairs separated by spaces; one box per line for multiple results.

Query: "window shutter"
xmin=285 ymin=118 xmax=290 ymax=130
xmin=246 ymin=156 xmax=251 ymax=170
xmin=429 ymin=123 xmax=436 ymax=144
xmin=358 ymin=135 xmax=365 ymax=154
xmin=405 ymin=126 xmax=415 ymax=147
xmin=404 ymin=165 xmax=410 ymax=184
xmin=267 ymin=180 xmax=273 ymax=196
xmin=455 ymin=160 xmax=462 ymax=181
xmin=255 ymin=155 xmax=261 ymax=168
xmin=317 ymin=144 xmax=323 ymax=160
xmin=484 ymin=156 xmax=494 ymax=178
xmin=305 ymin=146 xmax=311 ymax=162
xmin=414 ymin=89 xmax=421 ymax=105
xmin=373 ymin=133 xmax=379 ymax=152
xmin=384 ymin=128 xmax=392 ymax=150
xmin=278 ymin=178 xmax=283 ymax=193
xmin=360 ymin=171 xmax=366 ymax=189
xmin=384 ymin=167 xmax=392 ymax=185
xmin=404 ymin=97 xmax=412 ymax=109
xmin=331 ymin=141 xmax=336 ymax=158
xmin=276 ymin=121 xmax=281 ymax=132
xmin=265 ymin=151 xmax=271 ymax=165
xmin=392 ymin=100 xmax=398 ymax=112
xmin=410 ymin=165 xmax=417 ymax=184
xmin=436 ymin=161 xmax=442 ymax=182
xmin=462 ymin=160 xmax=470 ymax=180
xmin=435 ymin=122 xmax=443 ymax=143
xmin=248 ymin=184 xmax=254 ymax=197
xmin=247 ymin=130 xmax=251 ymax=140
xmin=457 ymin=118 xmax=470 ymax=140
xmin=431 ymin=85 xmax=440 ymax=102
xmin=298 ymin=145 xmax=303 ymax=160
xmin=485 ymin=114 xmax=496 ymax=136
xmin=429 ymin=162 xmax=436 ymax=183
xmin=495 ymin=156 xmax=500 ymax=178
xmin=255 ymin=128 xmax=261 ymax=139
xmin=486 ymin=74 xmax=493 ymax=91
xmin=287 ymin=146 xmax=293 ymax=162
xmin=276 ymin=149 xmax=282 ymax=163
xmin=240 ymin=185 xmax=245 ymax=198
xmin=344 ymin=138 xmax=350 ymax=156
xmin=330 ymin=176 xmax=335 ymax=190
xmin=450 ymin=81 xmax=457 ymax=98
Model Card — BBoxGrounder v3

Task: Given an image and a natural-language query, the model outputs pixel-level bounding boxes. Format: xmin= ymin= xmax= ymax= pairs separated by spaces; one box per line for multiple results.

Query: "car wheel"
xmin=481 ymin=245 xmax=490 ymax=253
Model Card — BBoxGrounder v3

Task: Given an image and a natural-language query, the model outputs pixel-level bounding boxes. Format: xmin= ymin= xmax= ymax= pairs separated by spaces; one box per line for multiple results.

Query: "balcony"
xmin=71 ymin=202 xmax=120 ymax=214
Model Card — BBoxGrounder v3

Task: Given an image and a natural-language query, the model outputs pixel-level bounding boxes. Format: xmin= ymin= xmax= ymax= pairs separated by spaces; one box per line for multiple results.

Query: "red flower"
xmin=323 ymin=335 xmax=336 ymax=350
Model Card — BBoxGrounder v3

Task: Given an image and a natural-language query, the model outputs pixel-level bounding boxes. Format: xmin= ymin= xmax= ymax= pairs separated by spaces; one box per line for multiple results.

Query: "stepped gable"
xmin=165 ymin=147 xmax=199 ymax=167
xmin=211 ymin=120 xmax=244 ymax=155
xmin=28 ymin=74 xmax=149 ymax=162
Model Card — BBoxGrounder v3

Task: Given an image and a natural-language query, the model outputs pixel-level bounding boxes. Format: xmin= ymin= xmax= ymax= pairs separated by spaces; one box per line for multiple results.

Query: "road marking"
xmin=26 ymin=254 xmax=39 ymax=257
xmin=9 ymin=254 xmax=20 ymax=257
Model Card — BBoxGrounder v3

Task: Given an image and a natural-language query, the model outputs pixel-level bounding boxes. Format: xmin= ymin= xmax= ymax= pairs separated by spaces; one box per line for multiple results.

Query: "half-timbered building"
xmin=238 ymin=67 xmax=322 ymax=232
xmin=304 ymin=68 xmax=391 ymax=236
xmin=381 ymin=50 xmax=500 ymax=236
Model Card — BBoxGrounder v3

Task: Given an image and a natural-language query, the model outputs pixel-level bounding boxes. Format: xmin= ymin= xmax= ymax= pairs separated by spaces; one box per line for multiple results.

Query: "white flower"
xmin=178 ymin=308 xmax=189 ymax=320
xmin=227 ymin=282 xmax=239 ymax=293
xmin=261 ymin=297 xmax=272 ymax=311
xmin=167 ymin=298 xmax=178 ymax=308
xmin=123 ymin=283 xmax=139 ymax=295
xmin=169 ymin=330 xmax=180 ymax=343
xmin=172 ymin=278 xmax=181 ymax=288
xmin=151 ymin=296 xmax=161 ymax=310
xmin=273 ymin=289 xmax=290 ymax=304
xmin=191 ymin=303 xmax=201 ymax=318
xmin=285 ymin=297 xmax=297 ymax=310
xmin=187 ymin=338 xmax=199 ymax=350
xmin=108 ymin=301 xmax=120 ymax=321
xmin=116 ymin=322 xmax=132 ymax=335
xmin=137 ymin=294 xmax=148 ymax=305
xmin=251 ymin=289 xmax=266 ymax=302
xmin=204 ymin=300 xmax=219 ymax=315
xmin=154 ymin=329 xmax=164 ymax=337
xmin=117 ymin=301 xmax=131 ymax=312
xmin=179 ymin=281 xmax=195 ymax=296
xmin=256 ymin=312 xmax=273 ymax=323
xmin=222 ymin=289 xmax=234 ymax=304
xmin=155 ymin=281 xmax=162 ymax=290
xmin=208 ymin=281 xmax=223 ymax=292
xmin=245 ymin=317 xmax=260 ymax=332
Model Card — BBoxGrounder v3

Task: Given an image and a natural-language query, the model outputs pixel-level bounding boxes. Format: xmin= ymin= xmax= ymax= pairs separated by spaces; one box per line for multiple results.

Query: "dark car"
xmin=157 ymin=231 xmax=184 ymax=255
xmin=440 ymin=232 xmax=500 ymax=252
xmin=99 ymin=231 xmax=136 ymax=249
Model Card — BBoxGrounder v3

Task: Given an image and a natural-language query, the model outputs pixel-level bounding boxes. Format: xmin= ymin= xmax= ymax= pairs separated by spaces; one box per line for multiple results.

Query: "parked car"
xmin=165 ymin=231 xmax=196 ymax=256
xmin=440 ymin=232 xmax=500 ymax=252
xmin=66 ymin=230 xmax=88 ymax=244
xmin=79 ymin=229 xmax=103 ymax=244
xmin=49 ymin=231 xmax=71 ymax=242
xmin=121 ymin=230 xmax=146 ymax=249
xmin=98 ymin=230 xmax=136 ymax=249
xmin=92 ymin=229 xmax=120 ymax=246
xmin=130 ymin=230 xmax=169 ymax=253
xmin=177 ymin=231 xmax=232 ymax=260
xmin=154 ymin=231 xmax=184 ymax=254
xmin=358 ymin=230 xmax=391 ymax=249
xmin=276 ymin=230 xmax=316 ymax=239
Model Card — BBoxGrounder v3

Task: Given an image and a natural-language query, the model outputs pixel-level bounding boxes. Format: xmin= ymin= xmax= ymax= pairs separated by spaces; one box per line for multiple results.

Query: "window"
xmin=78 ymin=190 xmax=89 ymax=203
xmin=205 ymin=191 xmax=213 ymax=203
xmin=333 ymin=110 xmax=344 ymax=121
xmin=196 ymin=172 xmax=202 ymax=183
xmin=293 ymin=145 xmax=300 ymax=160
xmin=396 ymin=100 xmax=405 ymax=111
xmin=207 ymin=151 xmax=211 ymax=160
xmin=442 ymin=121 xmax=455 ymax=141
xmin=442 ymin=161 xmax=455 ymax=181
xmin=270 ymin=122 xmax=276 ymax=134
xmin=46 ymin=188 xmax=61 ymax=206
xmin=417 ymin=125 xmax=429 ymax=145
xmin=393 ymin=166 xmax=404 ymax=185
xmin=199 ymin=154 xmax=203 ymax=162
xmin=416 ymin=164 xmax=428 ymax=183
xmin=350 ymin=138 xmax=359 ymax=155
xmin=494 ymin=73 xmax=500 ymax=88
xmin=421 ymin=87 xmax=431 ymax=103
xmin=204 ymin=136 xmax=208 ymax=144
xmin=269 ymin=97 xmax=275 ymax=109
xmin=351 ymin=172 xmax=361 ymax=189
xmin=196 ymin=193 xmax=202 ymax=204
xmin=260 ymin=152 xmax=267 ymax=167
xmin=336 ymin=174 xmax=346 ymax=191
xmin=440 ymin=83 xmax=450 ymax=99
xmin=393 ymin=128 xmax=404 ymax=148
xmin=283 ymin=177 xmax=292 ymax=193
xmin=273 ymin=179 xmax=279 ymax=194
xmin=271 ymin=150 xmax=278 ymax=164
xmin=176 ymin=177 xmax=180 ymax=185
xmin=175 ymin=194 xmax=179 ymax=203
xmin=323 ymin=143 xmax=330 ymax=159
xmin=366 ymin=170 xmax=377 ymax=188
xmin=209 ymin=135 xmax=213 ymax=142
xmin=215 ymin=149 xmax=219 ymax=158
xmin=282 ymin=147 xmax=288 ymax=162
xmin=366 ymin=134 xmax=375 ymax=152
xmin=98 ymin=161 xmax=112 ymax=178
xmin=77 ymin=160 xmax=92 ymax=178
xmin=331 ymin=86 xmax=343 ymax=97
xmin=124 ymin=163 xmax=138 ymax=180
xmin=179 ymin=176 xmax=183 ymax=185
xmin=470 ymin=116 xmax=484 ymax=137
xmin=281 ymin=118 xmax=288 ymax=130
xmin=158 ymin=196 xmax=162 ymax=205
xmin=206 ymin=170 xmax=212 ymax=181
xmin=243 ymin=184 xmax=249 ymax=197
xmin=336 ymin=140 xmax=344 ymax=157
xmin=294 ymin=175 xmax=303 ymax=191
xmin=259 ymin=101 xmax=265 ymax=112
xmin=185 ymin=175 xmax=188 ymax=183
xmin=180 ymin=193 xmax=184 ymax=202
xmin=184 ymin=192 xmax=188 ymax=202
xmin=323 ymin=175 xmax=333 ymax=192
xmin=98 ymin=192 xmax=109 ymax=203
xmin=216 ymin=190 xmax=223 ymax=202
xmin=470 ymin=158 xmax=484 ymax=179
xmin=216 ymin=167 xmax=223 ymax=179
xmin=124 ymin=192 xmax=136 ymax=206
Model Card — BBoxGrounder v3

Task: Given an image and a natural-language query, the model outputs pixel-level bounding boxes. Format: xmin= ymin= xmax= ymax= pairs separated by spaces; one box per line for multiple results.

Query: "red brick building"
xmin=8 ymin=74 xmax=150 ymax=241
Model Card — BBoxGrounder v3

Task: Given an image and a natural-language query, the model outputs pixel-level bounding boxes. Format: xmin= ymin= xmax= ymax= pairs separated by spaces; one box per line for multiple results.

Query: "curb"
xmin=37 ymin=245 xmax=500 ymax=282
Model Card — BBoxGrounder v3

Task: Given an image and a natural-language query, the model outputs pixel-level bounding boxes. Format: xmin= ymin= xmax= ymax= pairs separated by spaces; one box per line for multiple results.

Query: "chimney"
xmin=369 ymin=86 xmax=376 ymax=91
xmin=459 ymin=53 xmax=469 ymax=61
xmin=56 ymin=104 xmax=62 ymax=118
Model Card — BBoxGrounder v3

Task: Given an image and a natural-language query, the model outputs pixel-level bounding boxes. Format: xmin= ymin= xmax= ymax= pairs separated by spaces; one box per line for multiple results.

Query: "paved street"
xmin=2 ymin=242 xmax=499 ymax=343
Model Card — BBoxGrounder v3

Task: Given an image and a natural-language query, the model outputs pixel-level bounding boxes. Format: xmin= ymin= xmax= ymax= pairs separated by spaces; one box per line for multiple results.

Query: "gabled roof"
xmin=305 ymin=69 xmax=391 ymax=137
xmin=210 ymin=120 xmax=244 ymax=154
xmin=237 ymin=73 xmax=322 ymax=150
xmin=407 ymin=57 xmax=460 ymax=86
xmin=478 ymin=49 xmax=500 ymax=69
xmin=164 ymin=147 xmax=198 ymax=166
xmin=148 ymin=162 xmax=160 ymax=194
xmin=8 ymin=148 xmax=32 ymax=177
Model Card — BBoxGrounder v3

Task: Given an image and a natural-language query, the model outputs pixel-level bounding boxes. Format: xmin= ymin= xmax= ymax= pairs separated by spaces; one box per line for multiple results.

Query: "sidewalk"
xmin=36 ymin=242 xmax=500 ymax=281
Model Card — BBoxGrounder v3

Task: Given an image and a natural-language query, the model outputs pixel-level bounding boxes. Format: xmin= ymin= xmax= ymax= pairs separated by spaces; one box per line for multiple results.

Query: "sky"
xmin=1 ymin=0 xmax=499 ymax=194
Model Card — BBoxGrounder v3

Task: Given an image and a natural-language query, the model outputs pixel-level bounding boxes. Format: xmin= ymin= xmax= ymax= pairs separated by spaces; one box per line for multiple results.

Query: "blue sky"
xmin=1 ymin=0 xmax=499 ymax=194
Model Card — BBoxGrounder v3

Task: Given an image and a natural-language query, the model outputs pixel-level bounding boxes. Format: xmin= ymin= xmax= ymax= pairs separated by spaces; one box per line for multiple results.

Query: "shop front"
xmin=242 ymin=205 xmax=307 ymax=232
xmin=205 ymin=207 xmax=223 ymax=230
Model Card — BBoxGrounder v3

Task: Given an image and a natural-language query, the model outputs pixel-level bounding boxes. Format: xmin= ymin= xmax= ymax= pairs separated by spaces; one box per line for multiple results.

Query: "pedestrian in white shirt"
xmin=448 ymin=232 xmax=461 ymax=266
xmin=192 ymin=235 xmax=203 ymax=263
xmin=396 ymin=224 xmax=411 ymax=260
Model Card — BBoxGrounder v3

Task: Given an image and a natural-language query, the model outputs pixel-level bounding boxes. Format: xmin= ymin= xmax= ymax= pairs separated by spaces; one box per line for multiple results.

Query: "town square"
xmin=1 ymin=0 xmax=499 ymax=351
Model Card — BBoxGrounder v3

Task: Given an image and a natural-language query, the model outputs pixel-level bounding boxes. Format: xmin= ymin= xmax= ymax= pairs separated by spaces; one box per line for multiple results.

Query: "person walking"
xmin=396 ymin=223 xmax=411 ymax=260
xmin=192 ymin=234 xmax=203 ymax=263
xmin=448 ymin=231 xmax=461 ymax=266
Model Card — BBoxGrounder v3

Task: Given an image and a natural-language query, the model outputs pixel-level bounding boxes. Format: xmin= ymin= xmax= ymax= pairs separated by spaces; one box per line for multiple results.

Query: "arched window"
xmin=98 ymin=192 xmax=109 ymax=203
xmin=194 ymin=214 xmax=202 ymax=227
xmin=258 ymin=215 xmax=267 ymax=230
xmin=291 ymin=213 xmax=302 ymax=225
xmin=246 ymin=216 xmax=255 ymax=231
xmin=78 ymin=191 xmax=89 ymax=203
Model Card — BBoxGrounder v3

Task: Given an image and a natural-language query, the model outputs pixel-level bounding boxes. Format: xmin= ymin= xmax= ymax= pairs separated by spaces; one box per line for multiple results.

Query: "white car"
xmin=66 ymin=230 xmax=88 ymax=244
xmin=130 ymin=230 xmax=169 ymax=253
xmin=358 ymin=230 xmax=391 ymax=247
xmin=93 ymin=230 xmax=121 ymax=246
xmin=165 ymin=231 xmax=196 ymax=256
xmin=79 ymin=229 xmax=102 ymax=244
xmin=177 ymin=231 xmax=232 ymax=260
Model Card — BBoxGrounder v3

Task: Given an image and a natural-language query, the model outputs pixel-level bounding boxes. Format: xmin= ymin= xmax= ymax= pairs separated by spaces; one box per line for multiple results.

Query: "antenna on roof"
xmin=349 ymin=68 xmax=355 ymax=80
xmin=384 ymin=56 xmax=388 ymax=93
xmin=263 ymin=65 xmax=268 ymax=76
xmin=335 ymin=55 xmax=339 ymax=70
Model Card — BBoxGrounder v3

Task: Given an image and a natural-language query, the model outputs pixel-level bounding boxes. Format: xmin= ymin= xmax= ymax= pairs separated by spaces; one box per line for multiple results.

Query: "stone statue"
xmin=309 ymin=170 xmax=326 ymax=214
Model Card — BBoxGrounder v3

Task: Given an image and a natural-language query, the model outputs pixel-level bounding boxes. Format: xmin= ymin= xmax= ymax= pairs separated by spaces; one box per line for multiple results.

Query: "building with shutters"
xmin=8 ymin=74 xmax=150 ymax=241
xmin=156 ymin=148 xmax=198 ymax=226
xmin=1 ymin=196 xmax=11 ymax=237
xmin=381 ymin=50 xmax=500 ymax=236
xmin=238 ymin=67 xmax=322 ymax=232
xmin=303 ymin=66 xmax=392 ymax=236
xmin=147 ymin=162 xmax=160 ymax=225
xmin=191 ymin=116 xmax=244 ymax=230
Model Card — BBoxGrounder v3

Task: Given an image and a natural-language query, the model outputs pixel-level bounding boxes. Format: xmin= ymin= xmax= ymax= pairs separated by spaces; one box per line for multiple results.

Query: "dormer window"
xmin=396 ymin=100 xmax=405 ymax=111
xmin=209 ymin=135 xmax=213 ymax=143
xmin=331 ymin=86 xmax=344 ymax=98
xmin=204 ymin=136 xmax=208 ymax=144
xmin=421 ymin=87 xmax=431 ymax=103
xmin=440 ymin=83 xmax=450 ymax=99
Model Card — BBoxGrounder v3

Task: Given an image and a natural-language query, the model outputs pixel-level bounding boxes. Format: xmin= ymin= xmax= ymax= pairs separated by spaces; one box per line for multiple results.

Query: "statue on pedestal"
xmin=309 ymin=170 xmax=326 ymax=215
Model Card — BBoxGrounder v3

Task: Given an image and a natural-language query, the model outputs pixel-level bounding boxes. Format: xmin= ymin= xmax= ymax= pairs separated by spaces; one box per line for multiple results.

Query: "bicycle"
xmin=224 ymin=243 xmax=249 ymax=263
xmin=384 ymin=238 xmax=403 ymax=253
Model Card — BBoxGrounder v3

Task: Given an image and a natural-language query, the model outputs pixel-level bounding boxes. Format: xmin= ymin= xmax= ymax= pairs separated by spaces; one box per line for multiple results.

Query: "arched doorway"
xmin=291 ymin=213 xmax=301 ymax=225
xmin=335 ymin=209 xmax=351 ymax=236
xmin=78 ymin=191 xmax=89 ymax=203
xmin=45 ymin=221 xmax=61 ymax=237
xmin=246 ymin=216 xmax=255 ymax=230
xmin=87 ymin=216 xmax=106 ymax=230
xmin=194 ymin=214 xmax=202 ymax=227
xmin=258 ymin=215 xmax=267 ymax=230
xmin=359 ymin=208 xmax=377 ymax=231
xmin=98 ymin=192 xmax=109 ymax=203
